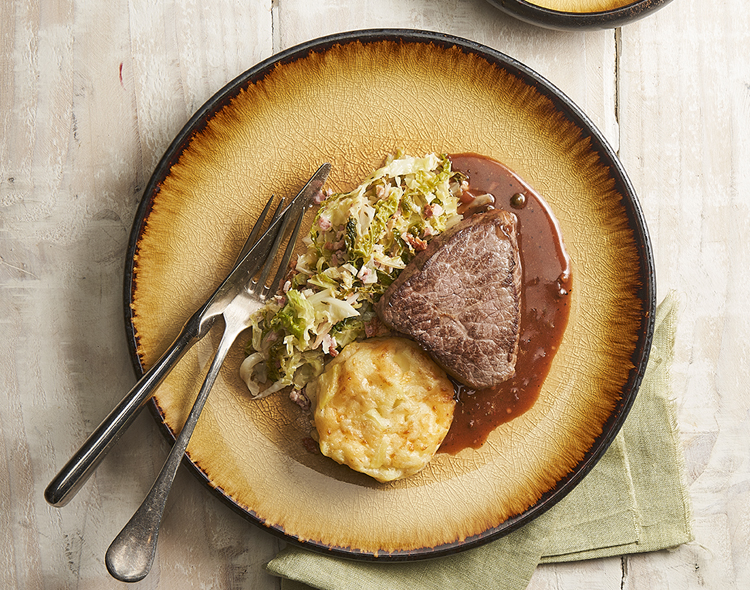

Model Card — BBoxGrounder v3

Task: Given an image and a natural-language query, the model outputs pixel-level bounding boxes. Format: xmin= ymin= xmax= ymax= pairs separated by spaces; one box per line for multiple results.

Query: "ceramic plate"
xmin=125 ymin=30 xmax=655 ymax=560
xmin=486 ymin=0 xmax=674 ymax=30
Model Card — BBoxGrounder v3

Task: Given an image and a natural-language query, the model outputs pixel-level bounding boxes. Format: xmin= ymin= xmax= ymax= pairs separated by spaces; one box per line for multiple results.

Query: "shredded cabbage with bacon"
xmin=240 ymin=152 xmax=467 ymax=399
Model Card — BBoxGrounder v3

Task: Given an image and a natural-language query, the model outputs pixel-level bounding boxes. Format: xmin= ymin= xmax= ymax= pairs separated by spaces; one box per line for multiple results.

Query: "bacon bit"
xmin=423 ymin=203 xmax=443 ymax=219
xmin=357 ymin=265 xmax=377 ymax=284
xmin=331 ymin=250 xmax=345 ymax=265
xmin=318 ymin=214 xmax=332 ymax=231
xmin=290 ymin=388 xmax=311 ymax=411
xmin=322 ymin=333 xmax=339 ymax=357
xmin=402 ymin=232 xmax=427 ymax=251
xmin=324 ymin=239 xmax=345 ymax=251
xmin=422 ymin=225 xmax=434 ymax=237
xmin=313 ymin=189 xmax=326 ymax=205
xmin=282 ymin=280 xmax=292 ymax=293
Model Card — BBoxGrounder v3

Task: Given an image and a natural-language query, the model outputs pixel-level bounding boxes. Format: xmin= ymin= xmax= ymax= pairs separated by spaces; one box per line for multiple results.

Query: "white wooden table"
xmin=2 ymin=0 xmax=748 ymax=587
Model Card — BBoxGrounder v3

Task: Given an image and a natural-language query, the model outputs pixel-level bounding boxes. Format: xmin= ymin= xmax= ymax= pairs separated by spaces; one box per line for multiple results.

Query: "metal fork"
xmin=104 ymin=193 xmax=310 ymax=583
xmin=44 ymin=164 xmax=330 ymax=509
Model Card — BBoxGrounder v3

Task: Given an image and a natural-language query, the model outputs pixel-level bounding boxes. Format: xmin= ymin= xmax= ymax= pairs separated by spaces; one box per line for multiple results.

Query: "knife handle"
xmin=44 ymin=319 xmax=203 ymax=507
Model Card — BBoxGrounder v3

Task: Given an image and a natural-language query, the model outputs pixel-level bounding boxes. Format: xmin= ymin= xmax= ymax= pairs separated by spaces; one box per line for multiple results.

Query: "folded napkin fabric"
xmin=267 ymin=292 xmax=693 ymax=590
xmin=271 ymin=509 xmax=557 ymax=590
xmin=542 ymin=291 xmax=693 ymax=562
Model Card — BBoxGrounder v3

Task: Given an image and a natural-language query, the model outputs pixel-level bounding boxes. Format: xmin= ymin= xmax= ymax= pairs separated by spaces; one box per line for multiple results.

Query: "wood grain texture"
xmin=1 ymin=0 xmax=747 ymax=588
xmin=615 ymin=0 xmax=750 ymax=587
xmin=1 ymin=1 xmax=279 ymax=588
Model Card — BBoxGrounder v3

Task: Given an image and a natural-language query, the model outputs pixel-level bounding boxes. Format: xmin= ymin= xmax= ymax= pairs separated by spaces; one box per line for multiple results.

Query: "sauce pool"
xmin=439 ymin=154 xmax=572 ymax=454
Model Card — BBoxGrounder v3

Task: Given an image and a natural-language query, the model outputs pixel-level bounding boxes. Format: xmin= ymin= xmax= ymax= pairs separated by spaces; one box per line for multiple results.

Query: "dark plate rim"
xmin=123 ymin=28 xmax=656 ymax=561
xmin=486 ymin=0 xmax=674 ymax=30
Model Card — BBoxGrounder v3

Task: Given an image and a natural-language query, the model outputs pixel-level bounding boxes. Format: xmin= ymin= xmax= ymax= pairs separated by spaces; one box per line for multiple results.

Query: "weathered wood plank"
xmin=619 ymin=0 xmax=750 ymax=587
xmin=1 ymin=1 xmax=278 ymax=588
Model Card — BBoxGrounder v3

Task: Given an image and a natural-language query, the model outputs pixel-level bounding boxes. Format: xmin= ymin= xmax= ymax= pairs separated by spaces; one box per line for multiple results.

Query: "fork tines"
xmin=246 ymin=195 xmax=307 ymax=302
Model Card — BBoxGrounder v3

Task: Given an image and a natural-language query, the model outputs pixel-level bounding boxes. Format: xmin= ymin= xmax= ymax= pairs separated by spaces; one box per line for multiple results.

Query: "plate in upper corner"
xmin=485 ymin=0 xmax=674 ymax=30
xmin=124 ymin=29 xmax=655 ymax=560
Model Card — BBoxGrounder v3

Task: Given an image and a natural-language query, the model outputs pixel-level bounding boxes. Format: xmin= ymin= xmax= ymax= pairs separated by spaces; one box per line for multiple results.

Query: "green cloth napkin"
xmin=267 ymin=292 xmax=693 ymax=590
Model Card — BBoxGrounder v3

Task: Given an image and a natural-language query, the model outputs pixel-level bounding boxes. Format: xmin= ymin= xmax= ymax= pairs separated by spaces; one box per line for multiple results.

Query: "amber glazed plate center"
xmin=126 ymin=30 xmax=654 ymax=559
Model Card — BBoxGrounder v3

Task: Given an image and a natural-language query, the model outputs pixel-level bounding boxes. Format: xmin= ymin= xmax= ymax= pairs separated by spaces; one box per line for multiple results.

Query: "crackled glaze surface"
xmin=128 ymin=35 xmax=651 ymax=556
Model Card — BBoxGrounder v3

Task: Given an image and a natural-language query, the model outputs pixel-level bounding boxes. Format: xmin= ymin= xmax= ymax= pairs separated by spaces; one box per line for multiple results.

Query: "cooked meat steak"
xmin=375 ymin=209 xmax=522 ymax=389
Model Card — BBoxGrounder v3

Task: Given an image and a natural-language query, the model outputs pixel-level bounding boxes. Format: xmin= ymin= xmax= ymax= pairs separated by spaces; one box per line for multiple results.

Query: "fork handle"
xmin=105 ymin=317 xmax=242 ymax=582
xmin=43 ymin=314 xmax=206 ymax=508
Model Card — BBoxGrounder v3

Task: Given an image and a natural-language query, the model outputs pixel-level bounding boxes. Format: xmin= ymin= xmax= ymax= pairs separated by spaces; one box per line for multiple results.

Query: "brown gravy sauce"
xmin=439 ymin=154 xmax=572 ymax=454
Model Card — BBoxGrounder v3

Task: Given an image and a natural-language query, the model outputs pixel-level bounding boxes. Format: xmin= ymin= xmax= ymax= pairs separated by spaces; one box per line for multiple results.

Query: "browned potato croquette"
xmin=312 ymin=338 xmax=456 ymax=482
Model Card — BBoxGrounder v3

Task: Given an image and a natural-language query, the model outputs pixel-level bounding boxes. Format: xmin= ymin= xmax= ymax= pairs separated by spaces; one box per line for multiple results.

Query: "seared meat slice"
xmin=375 ymin=209 xmax=522 ymax=389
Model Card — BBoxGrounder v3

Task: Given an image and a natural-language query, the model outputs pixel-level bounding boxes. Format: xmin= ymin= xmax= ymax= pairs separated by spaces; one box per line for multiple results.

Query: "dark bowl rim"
xmin=123 ymin=28 xmax=656 ymax=562
xmin=486 ymin=0 xmax=675 ymax=30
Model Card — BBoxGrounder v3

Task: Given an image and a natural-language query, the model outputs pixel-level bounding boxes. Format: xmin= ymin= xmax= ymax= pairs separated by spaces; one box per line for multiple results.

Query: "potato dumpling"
xmin=312 ymin=337 xmax=456 ymax=482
